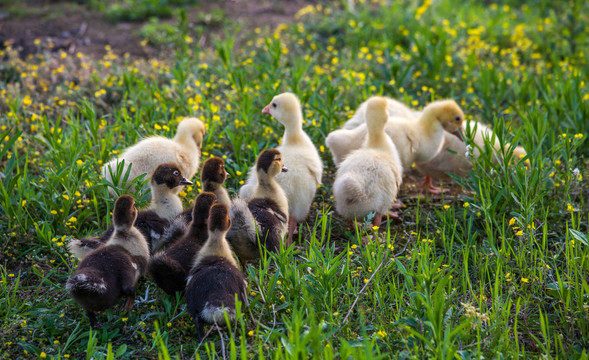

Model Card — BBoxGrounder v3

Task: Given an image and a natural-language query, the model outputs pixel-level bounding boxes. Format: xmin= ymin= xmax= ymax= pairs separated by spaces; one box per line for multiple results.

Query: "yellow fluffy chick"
xmin=102 ymin=117 xmax=205 ymax=192
xmin=333 ymin=97 xmax=403 ymax=227
xmin=240 ymin=93 xmax=322 ymax=245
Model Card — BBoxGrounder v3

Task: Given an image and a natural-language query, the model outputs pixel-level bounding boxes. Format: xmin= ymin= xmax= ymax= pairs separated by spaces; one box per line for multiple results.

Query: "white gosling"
xmin=333 ymin=97 xmax=403 ymax=227
xmin=240 ymin=93 xmax=322 ymax=245
xmin=326 ymin=99 xmax=464 ymax=174
xmin=102 ymin=117 xmax=205 ymax=192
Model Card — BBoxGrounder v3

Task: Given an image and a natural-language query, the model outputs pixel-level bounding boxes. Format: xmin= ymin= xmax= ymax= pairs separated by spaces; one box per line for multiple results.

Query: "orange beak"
xmin=262 ymin=104 xmax=271 ymax=114
xmin=452 ymin=128 xmax=464 ymax=142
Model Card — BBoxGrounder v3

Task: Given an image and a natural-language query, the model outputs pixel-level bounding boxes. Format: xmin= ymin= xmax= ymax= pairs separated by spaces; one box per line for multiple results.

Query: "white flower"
xmin=465 ymin=145 xmax=472 ymax=158
xmin=572 ymin=168 xmax=580 ymax=176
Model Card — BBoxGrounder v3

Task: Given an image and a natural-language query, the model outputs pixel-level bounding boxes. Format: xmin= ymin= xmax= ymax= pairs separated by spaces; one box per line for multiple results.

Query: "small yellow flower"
xmin=521 ymin=278 xmax=529 ymax=283
xmin=463 ymin=202 xmax=470 ymax=208
xmin=443 ymin=205 xmax=450 ymax=210
xmin=377 ymin=330 xmax=387 ymax=338
xmin=62 ymin=194 xmax=70 ymax=200
xmin=509 ymin=218 xmax=516 ymax=226
xmin=515 ymin=230 xmax=523 ymax=236
xmin=567 ymin=204 xmax=574 ymax=212
xmin=122 ymin=317 xmax=128 ymax=322
xmin=68 ymin=217 xmax=77 ymax=223
xmin=363 ymin=279 xmax=369 ymax=284
xmin=248 ymin=330 xmax=254 ymax=336
xmin=167 ymin=322 xmax=172 ymax=327
xmin=40 ymin=352 xmax=47 ymax=358
xmin=276 ymin=280 xmax=281 ymax=285
xmin=154 ymin=124 xmax=162 ymax=130
xmin=50 ymin=210 xmax=57 ymax=215
xmin=236 ymin=170 xmax=242 ymax=176
xmin=21 ymin=200 xmax=27 ymax=206
xmin=76 ymin=159 xmax=83 ymax=165
xmin=372 ymin=225 xmax=379 ymax=230
xmin=351 ymin=244 xmax=357 ymax=249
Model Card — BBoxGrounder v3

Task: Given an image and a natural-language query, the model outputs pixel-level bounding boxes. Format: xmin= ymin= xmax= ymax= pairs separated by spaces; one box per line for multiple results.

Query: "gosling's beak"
xmin=179 ymin=178 xmax=193 ymax=186
xmin=262 ymin=104 xmax=271 ymax=114
xmin=281 ymin=165 xmax=288 ymax=173
xmin=452 ymin=128 xmax=464 ymax=143
xmin=225 ymin=170 xmax=230 ymax=179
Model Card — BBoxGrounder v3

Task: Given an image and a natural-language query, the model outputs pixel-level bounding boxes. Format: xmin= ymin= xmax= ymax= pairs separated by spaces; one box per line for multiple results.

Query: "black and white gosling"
xmin=68 ymin=163 xmax=192 ymax=259
xmin=66 ymin=195 xmax=150 ymax=328
xmin=148 ymin=192 xmax=216 ymax=295
xmin=226 ymin=149 xmax=288 ymax=266
xmin=185 ymin=203 xmax=247 ymax=340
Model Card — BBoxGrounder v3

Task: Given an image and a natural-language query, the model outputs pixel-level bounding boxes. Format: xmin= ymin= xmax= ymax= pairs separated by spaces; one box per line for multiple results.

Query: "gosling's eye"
xmin=455 ymin=116 xmax=461 ymax=122
xmin=173 ymin=170 xmax=180 ymax=176
xmin=272 ymin=102 xmax=277 ymax=108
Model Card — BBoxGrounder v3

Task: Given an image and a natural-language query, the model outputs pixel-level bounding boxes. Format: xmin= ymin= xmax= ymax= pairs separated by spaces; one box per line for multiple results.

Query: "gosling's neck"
xmin=281 ymin=113 xmax=305 ymax=145
xmin=108 ymin=225 xmax=150 ymax=260
xmin=253 ymin=173 xmax=288 ymax=215
xmin=192 ymin=230 xmax=237 ymax=269
xmin=417 ymin=108 xmax=444 ymax=141
xmin=150 ymin=183 xmax=183 ymax=220
xmin=204 ymin=181 xmax=231 ymax=206
xmin=203 ymin=180 xmax=222 ymax=192
xmin=185 ymin=218 xmax=208 ymax=245
xmin=366 ymin=127 xmax=393 ymax=153
xmin=174 ymin=130 xmax=199 ymax=151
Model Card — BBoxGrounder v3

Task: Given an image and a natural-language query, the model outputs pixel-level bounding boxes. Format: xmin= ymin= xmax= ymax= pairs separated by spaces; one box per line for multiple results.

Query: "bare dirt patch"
xmin=0 ymin=0 xmax=312 ymax=59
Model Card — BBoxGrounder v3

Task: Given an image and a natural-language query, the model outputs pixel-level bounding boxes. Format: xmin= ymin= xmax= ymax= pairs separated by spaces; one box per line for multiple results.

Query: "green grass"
xmin=1 ymin=0 xmax=588 ymax=358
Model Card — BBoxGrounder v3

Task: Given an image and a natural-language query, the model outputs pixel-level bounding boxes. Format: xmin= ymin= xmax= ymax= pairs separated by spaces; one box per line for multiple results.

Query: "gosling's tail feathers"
xmin=68 ymin=237 xmax=104 ymax=260
xmin=227 ymin=198 xmax=257 ymax=242
xmin=158 ymin=216 xmax=189 ymax=249
xmin=66 ymin=270 xmax=108 ymax=295
xmin=334 ymin=174 xmax=367 ymax=205
xmin=201 ymin=304 xmax=236 ymax=324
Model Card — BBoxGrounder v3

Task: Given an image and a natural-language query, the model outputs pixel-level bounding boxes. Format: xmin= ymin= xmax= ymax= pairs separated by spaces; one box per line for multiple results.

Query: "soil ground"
xmin=0 ymin=0 xmax=312 ymax=58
